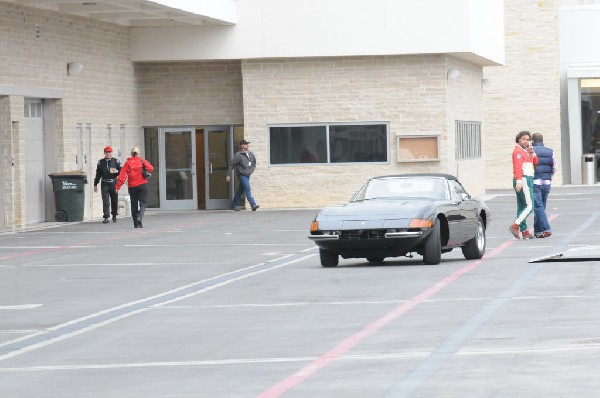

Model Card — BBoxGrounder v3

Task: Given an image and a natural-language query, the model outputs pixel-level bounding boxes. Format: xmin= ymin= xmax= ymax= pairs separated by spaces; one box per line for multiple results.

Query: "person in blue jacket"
xmin=532 ymin=133 xmax=556 ymax=238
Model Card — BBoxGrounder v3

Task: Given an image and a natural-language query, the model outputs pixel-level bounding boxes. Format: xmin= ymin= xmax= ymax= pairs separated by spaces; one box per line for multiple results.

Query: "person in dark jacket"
xmin=226 ymin=139 xmax=260 ymax=211
xmin=115 ymin=147 xmax=154 ymax=228
xmin=532 ymin=132 xmax=556 ymax=238
xmin=93 ymin=146 xmax=121 ymax=223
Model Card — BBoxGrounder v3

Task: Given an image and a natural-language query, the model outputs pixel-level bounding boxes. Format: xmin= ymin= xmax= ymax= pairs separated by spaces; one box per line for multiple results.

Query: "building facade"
xmin=3 ymin=0 xmax=594 ymax=230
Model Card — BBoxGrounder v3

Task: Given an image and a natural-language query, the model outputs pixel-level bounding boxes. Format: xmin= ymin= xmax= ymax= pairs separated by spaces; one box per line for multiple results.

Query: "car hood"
xmin=316 ymin=199 xmax=439 ymax=229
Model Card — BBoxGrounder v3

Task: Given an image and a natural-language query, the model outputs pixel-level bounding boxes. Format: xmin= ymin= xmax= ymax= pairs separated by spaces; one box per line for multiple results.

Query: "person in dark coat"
xmin=532 ymin=132 xmax=556 ymax=238
xmin=226 ymin=139 xmax=260 ymax=211
xmin=93 ymin=146 xmax=121 ymax=223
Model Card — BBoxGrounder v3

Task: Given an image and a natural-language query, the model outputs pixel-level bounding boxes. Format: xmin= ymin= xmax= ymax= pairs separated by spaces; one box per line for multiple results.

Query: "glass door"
xmin=205 ymin=126 xmax=231 ymax=209
xmin=159 ymin=127 xmax=197 ymax=210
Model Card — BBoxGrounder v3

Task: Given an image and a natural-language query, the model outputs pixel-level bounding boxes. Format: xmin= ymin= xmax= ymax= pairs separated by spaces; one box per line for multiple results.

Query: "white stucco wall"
xmin=560 ymin=6 xmax=600 ymax=64
xmin=131 ymin=0 xmax=505 ymax=66
xmin=559 ymin=5 xmax=600 ymax=183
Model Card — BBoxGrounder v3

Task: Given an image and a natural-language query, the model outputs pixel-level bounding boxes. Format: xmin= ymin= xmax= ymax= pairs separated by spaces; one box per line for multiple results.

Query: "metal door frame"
xmin=159 ymin=127 xmax=197 ymax=210
xmin=204 ymin=125 xmax=232 ymax=210
xmin=24 ymin=98 xmax=46 ymax=224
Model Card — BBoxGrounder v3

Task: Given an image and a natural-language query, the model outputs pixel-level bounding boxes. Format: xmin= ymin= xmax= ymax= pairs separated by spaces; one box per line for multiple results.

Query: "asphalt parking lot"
xmin=1 ymin=184 xmax=600 ymax=398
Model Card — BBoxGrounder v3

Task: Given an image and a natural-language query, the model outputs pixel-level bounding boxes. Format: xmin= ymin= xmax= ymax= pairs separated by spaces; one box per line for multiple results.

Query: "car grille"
xmin=340 ymin=229 xmax=386 ymax=240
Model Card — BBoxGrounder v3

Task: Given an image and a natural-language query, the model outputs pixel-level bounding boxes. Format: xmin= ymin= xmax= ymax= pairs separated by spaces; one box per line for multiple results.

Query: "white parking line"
xmin=156 ymin=293 xmax=600 ymax=309
xmin=22 ymin=262 xmax=232 ymax=267
xmin=1 ymin=343 xmax=598 ymax=373
xmin=0 ymin=252 xmax=317 ymax=362
xmin=125 ymin=243 xmax=307 ymax=247
xmin=0 ymin=304 xmax=42 ymax=310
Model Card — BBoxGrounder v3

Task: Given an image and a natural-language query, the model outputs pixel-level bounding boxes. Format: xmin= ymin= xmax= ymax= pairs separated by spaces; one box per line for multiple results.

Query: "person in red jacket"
xmin=116 ymin=147 xmax=154 ymax=228
xmin=509 ymin=131 xmax=538 ymax=239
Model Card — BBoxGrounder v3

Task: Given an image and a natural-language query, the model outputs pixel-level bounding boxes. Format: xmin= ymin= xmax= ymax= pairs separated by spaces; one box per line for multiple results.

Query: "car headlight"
xmin=408 ymin=219 xmax=433 ymax=228
xmin=310 ymin=220 xmax=319 ymax=231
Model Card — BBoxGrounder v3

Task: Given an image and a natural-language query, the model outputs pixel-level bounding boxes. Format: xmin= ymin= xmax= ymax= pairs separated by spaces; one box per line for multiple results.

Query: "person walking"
xmin=509 ymin=131 xmax=538 ymax=239
xmin=532 ymin=132 xmax=556 ymax=238
xmin=115 ymin=147 xmax=154 ymax=228
xmin=226 ymin=139 xmax=260 ymax=211
xmin=93 ymin=146 xmax=121 ymax=223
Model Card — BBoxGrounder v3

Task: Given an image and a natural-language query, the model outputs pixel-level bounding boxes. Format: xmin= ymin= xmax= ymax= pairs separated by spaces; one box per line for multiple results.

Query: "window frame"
xmin=267 ymin=122 xmax=390 ymax=166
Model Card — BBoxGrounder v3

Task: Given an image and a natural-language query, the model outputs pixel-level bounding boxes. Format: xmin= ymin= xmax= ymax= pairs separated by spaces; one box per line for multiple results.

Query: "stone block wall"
xmin=483 ymin=0 xmax=561 ymax=188
xmin=136 ymin=61 xmax=244 ymax=127
xmin=0 ymin=1 xmax=140 ymax=226
xmin=241 ymin=55 xmax=486 ymax=208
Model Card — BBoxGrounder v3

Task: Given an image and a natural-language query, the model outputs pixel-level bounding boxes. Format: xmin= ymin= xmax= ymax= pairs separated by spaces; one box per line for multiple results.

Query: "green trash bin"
xmin=48 ymin=171 xmax=88 ymax=222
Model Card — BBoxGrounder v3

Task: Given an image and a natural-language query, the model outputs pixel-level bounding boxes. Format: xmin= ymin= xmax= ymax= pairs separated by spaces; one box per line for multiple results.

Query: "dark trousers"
xmin=533 ymin=184 xmax=551 ymax=234
xmin=128 ymin=184 xmax=148 ymax=225
xmin=101 ymin=182 xmax=119 ymax=218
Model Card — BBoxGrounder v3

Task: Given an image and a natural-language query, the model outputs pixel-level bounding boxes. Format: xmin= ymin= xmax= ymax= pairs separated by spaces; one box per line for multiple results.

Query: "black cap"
xmin=240 ymin=139 xmax=250 ymax=145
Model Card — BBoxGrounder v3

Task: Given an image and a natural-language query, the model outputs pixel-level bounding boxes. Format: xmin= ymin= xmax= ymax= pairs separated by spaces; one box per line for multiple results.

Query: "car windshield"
xmin=354 ymin=177 xmax=449 ymax=201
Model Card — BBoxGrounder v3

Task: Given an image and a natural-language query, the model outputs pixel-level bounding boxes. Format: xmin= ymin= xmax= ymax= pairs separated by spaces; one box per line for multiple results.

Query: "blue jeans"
xmin=533 ymin=184 xmax=551 ymax=234
xmin=232 ymin=175 xmax=256 ymax=208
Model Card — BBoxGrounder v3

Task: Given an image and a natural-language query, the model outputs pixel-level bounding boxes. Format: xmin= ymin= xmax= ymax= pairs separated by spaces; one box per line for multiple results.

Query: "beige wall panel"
xmin=483 ymin=0 xmax=561 ymax=189
xmin=136 ymin=61 xmax=244 ymax=126
xmin=447 ymin=57 xmax=486 ymax=196
xmin=241 ymin=55 xmax=484 ymax=208
xmin=1 ymin=2 xmax=140 ymax=224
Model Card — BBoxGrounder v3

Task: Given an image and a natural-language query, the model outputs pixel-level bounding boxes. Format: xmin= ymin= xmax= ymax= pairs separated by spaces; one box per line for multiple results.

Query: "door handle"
xmin=209 ymin=163 xmax=213 ymax=174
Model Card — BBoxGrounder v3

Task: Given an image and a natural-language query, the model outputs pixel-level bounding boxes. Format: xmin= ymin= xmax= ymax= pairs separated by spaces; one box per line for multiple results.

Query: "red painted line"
xmin=257 ymin=239 xmax=516 ymax=398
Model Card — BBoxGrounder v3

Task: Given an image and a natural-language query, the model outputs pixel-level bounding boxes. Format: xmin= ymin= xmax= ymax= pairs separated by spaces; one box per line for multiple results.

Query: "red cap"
xmin=104 ymin=146 xmax=113 ymax=153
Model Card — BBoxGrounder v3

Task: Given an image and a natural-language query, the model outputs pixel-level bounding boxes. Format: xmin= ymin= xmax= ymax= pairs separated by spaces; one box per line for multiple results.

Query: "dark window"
xmin=329 ymin=124 xmax=387 ymax=163
xmin=269 ymin=126 xmax=327 ymax=164
xmin=269 ymin=123 xmax=388 ymax=165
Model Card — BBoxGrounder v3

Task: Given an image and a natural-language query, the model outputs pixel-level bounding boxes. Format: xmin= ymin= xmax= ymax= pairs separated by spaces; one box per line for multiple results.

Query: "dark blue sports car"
xmin=308 ymin=173 xmax=491 ymax=267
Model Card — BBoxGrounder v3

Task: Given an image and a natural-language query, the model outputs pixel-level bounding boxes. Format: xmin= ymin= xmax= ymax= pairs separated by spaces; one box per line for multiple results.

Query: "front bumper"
xmin=308 ymin=228 xmax=430 ymax=258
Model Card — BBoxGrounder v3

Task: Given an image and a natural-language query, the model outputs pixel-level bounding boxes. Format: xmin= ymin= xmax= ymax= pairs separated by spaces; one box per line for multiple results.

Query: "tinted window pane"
xmin=329 ymin=124 xmax=387 ymax=163
xmin=269 ymin=126 xmax=327 ymax=164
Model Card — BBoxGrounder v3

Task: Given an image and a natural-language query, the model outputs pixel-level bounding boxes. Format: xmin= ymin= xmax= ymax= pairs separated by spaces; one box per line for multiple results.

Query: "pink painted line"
xmin=257 ymin=239 xmax=516 ymax=398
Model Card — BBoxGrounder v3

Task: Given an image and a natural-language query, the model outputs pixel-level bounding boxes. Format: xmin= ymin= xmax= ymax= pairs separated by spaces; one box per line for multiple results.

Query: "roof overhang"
xmin=6 ymin=0 xmax=236 ymax=27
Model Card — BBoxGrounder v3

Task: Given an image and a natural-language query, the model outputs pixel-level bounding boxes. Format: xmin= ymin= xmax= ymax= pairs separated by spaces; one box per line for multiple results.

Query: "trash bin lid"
xmin=48 ymin=171 xmax=87 ymax=178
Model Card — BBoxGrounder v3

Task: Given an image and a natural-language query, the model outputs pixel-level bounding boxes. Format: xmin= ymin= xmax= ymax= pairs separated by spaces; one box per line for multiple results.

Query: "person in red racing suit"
xmin=509 ymin=131 xmax=538 ymax=239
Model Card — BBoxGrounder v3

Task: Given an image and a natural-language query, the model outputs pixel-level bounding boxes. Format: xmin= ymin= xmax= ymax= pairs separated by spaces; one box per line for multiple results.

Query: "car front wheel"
xmin=423 ymin=218 xmax=441 ymax=265
xmin=320 ymin=248 xmax=339 ymax=267
xmin=461 ymin=217 xmax=486 ymax=260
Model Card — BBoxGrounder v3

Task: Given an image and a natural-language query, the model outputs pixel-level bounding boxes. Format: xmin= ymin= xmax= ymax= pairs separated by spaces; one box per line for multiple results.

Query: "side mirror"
xmin=461 ymin=193 xmax=471 ymax=201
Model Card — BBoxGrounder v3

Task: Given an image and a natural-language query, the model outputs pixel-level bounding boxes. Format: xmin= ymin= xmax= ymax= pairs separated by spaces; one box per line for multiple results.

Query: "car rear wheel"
xmin=320 ymin=249 xmax=339 ymax=267
xmin=461 ymin=217 xmax=486 ymax=260
xmin=423 ymin=218 xmax=441 ymax=265
xmin=366 ymin=257 xmax=385 ymax=264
